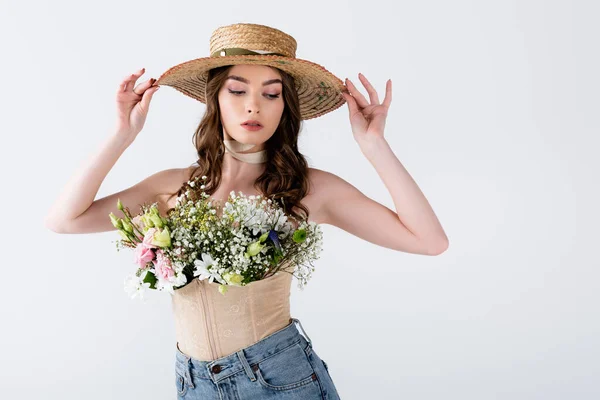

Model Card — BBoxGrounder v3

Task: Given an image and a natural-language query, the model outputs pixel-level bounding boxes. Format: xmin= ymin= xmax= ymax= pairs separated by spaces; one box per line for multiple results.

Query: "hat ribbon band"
xmin=211 ymin=48 xmax=288 ymax=58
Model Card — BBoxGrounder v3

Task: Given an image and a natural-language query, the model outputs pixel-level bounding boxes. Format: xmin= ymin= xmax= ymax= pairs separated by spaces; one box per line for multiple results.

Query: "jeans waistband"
xmin=175 ymin=317 xmax=312 ymax=386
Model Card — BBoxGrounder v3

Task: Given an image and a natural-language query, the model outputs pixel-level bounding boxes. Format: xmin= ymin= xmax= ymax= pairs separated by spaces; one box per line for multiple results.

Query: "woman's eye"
xmin=228 ymin=89 xmax=280 ymax=100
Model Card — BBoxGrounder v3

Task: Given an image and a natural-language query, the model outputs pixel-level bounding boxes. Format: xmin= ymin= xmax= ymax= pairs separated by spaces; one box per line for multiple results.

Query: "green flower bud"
xmin=259 ymin=231 xmax=269 ymax=243
xmin=218 ymin=284 xmax=228 ymax=295
xmin=143 ymin=214 xmax=155 ymax=228
xmin=151 ymin=227 xmax=171 ymax=248
xmin=150 ymin=206 xmax=161 ymax=218
xmin=245 ymin=241 xmax=265 ymax=257
xmin=117 ymin=199 xmax=124 ymax=211
xmin=223 ymin=272 xmax=243 ymax=286
xmin=150 ymin=214 xmax=164 ymax=229
xmin=109 ymin=213 xmax=123 ymax=229
xmin=122 ymin=220 xmax=134 ymax=233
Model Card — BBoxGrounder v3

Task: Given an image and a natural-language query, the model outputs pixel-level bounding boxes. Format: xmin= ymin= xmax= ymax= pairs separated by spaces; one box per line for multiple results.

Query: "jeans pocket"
xmin=252 ymin=340 xmax=318 ymax=391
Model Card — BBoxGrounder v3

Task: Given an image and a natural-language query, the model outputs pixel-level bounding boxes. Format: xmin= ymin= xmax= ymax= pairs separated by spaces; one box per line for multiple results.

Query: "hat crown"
xmin=209 ymin=23 xmax=297 ymax=58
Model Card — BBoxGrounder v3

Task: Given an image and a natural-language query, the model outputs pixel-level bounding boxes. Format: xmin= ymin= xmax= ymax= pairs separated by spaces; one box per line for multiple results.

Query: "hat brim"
xmin=154 ymin=54 xmax=346 ymax=120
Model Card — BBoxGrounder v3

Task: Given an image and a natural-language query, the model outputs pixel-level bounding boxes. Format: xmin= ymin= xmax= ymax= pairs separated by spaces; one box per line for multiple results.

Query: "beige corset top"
xmin=171 ymin=269 xmax=294 ymax=361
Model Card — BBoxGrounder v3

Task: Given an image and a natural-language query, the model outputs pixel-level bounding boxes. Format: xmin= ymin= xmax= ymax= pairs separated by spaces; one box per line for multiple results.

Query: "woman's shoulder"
xmin=305 ymin=167 xmax=360 ymax=220
xmin=174 ymin=162 xmax=202 ymax=184
xmin=153 ymin=165 xmax=197 ymax=193
xmin=306 ymin=167 xmax=340 ymax=193
xmin=151 ymin=164 xmax=201 ymax=212
xmin=302 ymin=167 xmax=339 ymax=224
xmin=307 ymin=167 xmax=355 ymax=192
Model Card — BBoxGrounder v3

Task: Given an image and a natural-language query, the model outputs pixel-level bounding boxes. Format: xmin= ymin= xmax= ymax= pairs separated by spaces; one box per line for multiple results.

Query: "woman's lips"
xmin=241 ymin=124 xmax=263 ymax=131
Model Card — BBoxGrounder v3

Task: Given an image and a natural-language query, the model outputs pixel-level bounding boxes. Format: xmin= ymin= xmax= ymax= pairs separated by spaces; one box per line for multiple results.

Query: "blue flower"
xmin=268 ymin=229 xmax=282 ymax=254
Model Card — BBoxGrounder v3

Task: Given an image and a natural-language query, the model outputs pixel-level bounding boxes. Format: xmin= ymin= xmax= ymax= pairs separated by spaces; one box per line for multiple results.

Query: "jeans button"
xmin=211 ymin=364 xmax=222 ymax=373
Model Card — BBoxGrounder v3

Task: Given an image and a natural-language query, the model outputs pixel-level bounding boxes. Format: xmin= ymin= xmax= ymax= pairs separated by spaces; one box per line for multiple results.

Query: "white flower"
xmin=124 ymin=272 xmax=151 ymax=300
xmin=194 ymin=253 xmax=225 ymax=284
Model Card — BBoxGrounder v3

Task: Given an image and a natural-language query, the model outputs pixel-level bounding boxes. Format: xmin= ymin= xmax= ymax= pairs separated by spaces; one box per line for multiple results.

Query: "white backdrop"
xmin=1 ymin=0 xmax=598 ymax=399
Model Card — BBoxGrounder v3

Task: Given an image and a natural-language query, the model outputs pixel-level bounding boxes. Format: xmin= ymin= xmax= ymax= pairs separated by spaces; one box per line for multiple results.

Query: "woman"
xmin=45 ymin=23 xmax=448 ymax=399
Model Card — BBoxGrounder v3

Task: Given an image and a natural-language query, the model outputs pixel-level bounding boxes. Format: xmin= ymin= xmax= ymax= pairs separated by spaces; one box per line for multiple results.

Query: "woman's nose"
xmin=245 ymin=95 xmax=261 ymax=114
xmin=246 ymin=103 xmax=260 ymax=113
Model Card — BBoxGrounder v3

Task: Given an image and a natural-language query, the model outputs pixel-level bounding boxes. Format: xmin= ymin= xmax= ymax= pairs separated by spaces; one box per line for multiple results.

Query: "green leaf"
xmin=143 ymin=271 xmax=158 ymax=289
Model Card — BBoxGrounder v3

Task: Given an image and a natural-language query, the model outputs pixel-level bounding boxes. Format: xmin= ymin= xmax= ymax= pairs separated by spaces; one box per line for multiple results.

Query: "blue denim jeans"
xmin=175 ymin=317 xmax=341 ymax=399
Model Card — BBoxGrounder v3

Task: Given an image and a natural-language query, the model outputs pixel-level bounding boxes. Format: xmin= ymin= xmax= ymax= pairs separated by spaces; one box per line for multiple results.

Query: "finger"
xmin=382 ymin=79 xmax=392 ymax=108
xmin=345 ymin=78 xmax=370 ymax=109
xmin=120 ymin=68 xmax=146 ymax=92
xmin=132 ymin=78 xmax=157 ymax=96
xmin=341 ymin=91 xmax=360 ymax=117
xmin=139 ymin=85 xmax=160 ymax=111
xmin=358 ymin=73 xmax=380 ymax=104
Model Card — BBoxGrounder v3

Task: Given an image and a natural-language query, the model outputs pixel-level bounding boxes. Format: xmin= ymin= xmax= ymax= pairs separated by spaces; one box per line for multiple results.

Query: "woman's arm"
xmin=317 ymin=135 xmax=448 ymax=255
xmin=44 ymin=133 xmax=182 ymax=234
xmin=314 ymin=154 xmax=448 ymax=256
xmin=45 ymin=68 xmax=163 ymax=234
xmin=44 ymin=133 xmax=133 ymax=231
xmin=317 ymin=73 xmax=448 ymax=255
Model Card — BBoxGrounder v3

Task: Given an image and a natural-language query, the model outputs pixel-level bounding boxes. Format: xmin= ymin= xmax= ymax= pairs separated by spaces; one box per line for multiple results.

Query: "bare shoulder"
xmin=305 ymin=167 xmax=354 ymax=224
xmin=153 ymin=166 xmax=196 ymax=214
xmin=307 ymin=167 xmax=352 ymax=194
xmin=152 ymin=167 xmax=190 ymax=195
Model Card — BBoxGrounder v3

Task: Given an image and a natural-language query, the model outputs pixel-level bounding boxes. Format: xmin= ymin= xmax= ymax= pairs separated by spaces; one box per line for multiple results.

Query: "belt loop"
xmin=177 ymin=342 xmax=195 ymax=389
xmin=236 ymin=349 xmax=257 ymax=382
xmin=185 ymin=358 xmax=195 ymax=389
xmin=292 ymin=317 xmax=313 ymax=347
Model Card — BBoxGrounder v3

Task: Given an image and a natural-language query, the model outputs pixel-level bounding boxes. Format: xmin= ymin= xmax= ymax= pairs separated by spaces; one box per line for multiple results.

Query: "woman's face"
xmin=218 ymin=64 xmax=285 ymax=151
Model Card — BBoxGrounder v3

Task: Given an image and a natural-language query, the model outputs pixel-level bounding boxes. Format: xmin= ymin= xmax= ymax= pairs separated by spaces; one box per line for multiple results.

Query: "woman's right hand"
xmin=114 ymin=68 xmax=160 ymax=142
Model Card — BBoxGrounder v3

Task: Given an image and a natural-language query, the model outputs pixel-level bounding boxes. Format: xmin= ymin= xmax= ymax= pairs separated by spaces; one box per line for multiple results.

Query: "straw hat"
xmin=154 ymin=23 xmax=346 ymax=120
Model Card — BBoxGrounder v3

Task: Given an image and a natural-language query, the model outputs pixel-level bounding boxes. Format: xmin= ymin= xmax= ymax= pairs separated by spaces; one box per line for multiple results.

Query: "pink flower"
xmin=131 ymin=215 xmax=146 ymax=231
xmin=142 ymin=228 xmax=158 ymax=249
xmin=134 ymin=243 xmax=155 ymax=269
xmin=153 ymin=249 xmax=174 ymax=280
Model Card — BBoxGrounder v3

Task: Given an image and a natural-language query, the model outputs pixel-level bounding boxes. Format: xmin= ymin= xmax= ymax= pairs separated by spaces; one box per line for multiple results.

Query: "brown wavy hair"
xmin=165 ymin=64 xmax=311 ymax=223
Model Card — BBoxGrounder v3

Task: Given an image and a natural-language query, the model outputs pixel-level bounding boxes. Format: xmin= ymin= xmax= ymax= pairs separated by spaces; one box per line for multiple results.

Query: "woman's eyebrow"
xmin=226 ymin=75 xmax=282 ymax=86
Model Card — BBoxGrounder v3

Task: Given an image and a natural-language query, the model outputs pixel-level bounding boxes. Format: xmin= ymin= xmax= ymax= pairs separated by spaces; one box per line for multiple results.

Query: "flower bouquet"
xmin=110 ymin=175 xmax=323 ymax=300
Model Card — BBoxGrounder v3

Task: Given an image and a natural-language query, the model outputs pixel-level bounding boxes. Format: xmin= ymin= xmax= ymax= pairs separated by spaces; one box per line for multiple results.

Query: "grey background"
xmin=1 ymin=0 xmax=598 ymax=398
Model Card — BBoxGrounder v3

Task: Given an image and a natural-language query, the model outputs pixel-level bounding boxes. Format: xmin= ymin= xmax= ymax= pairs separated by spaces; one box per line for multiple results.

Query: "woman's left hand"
xmin=342 ymin=73 xmax=392 ymax=145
